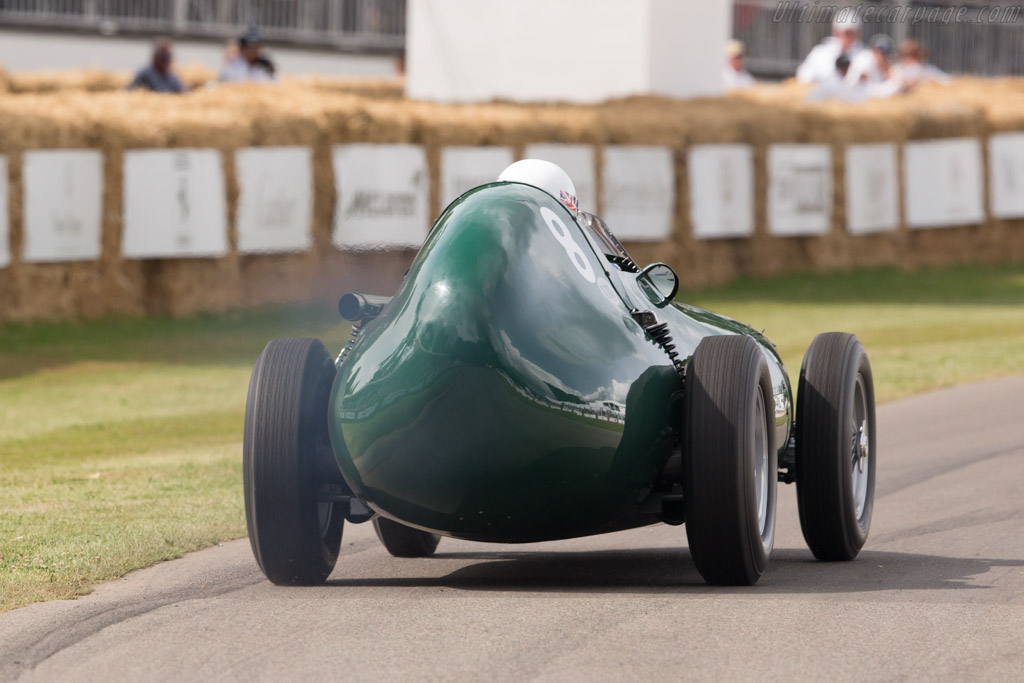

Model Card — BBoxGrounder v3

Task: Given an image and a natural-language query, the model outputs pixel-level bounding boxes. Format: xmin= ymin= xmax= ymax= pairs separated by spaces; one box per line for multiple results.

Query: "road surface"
xmin=2 ymin=376 xmax=1023 ymax=681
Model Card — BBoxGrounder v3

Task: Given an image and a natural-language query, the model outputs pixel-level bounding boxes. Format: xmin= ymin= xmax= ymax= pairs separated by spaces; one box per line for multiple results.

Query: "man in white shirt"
xmin=848 ymin=34 xmax=894 ymax=86
xmin=723 ymin=39 xmax=756 ymax=91
xmin=796 ymin=14 xmax=865 ymax=84
xmin=220 ymin=29 xmax=276 ymax=83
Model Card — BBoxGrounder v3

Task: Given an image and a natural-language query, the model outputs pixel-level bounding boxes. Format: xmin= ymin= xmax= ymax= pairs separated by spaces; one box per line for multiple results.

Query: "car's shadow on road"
xmin=326 ymin=547 xmax=1024 ymax=594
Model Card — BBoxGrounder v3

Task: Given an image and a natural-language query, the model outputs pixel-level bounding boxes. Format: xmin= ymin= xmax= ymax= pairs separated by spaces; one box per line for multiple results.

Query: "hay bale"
xmin=2 ymin=75 xmax=1024 ymax=321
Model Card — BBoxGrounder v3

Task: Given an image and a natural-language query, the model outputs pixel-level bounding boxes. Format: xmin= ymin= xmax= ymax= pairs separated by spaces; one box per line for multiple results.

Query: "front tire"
xmin=244 ymin=337 xmax=344 ymax=585
xmin=684 ymin=335 xmax=777 ymax=586
xmin=373 ymin=517 xmax=441 ymax=557
xmin=795 ymin=332 xmax=876 ymax=561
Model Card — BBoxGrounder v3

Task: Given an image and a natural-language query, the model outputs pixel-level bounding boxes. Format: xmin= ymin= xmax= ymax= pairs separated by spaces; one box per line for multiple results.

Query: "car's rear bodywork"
xmin=328 ymin=182 xmax=792 ymax=543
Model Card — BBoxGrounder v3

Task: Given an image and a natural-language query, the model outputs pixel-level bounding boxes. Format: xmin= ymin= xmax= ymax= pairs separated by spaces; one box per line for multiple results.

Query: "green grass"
xmin=0 ymin=305 xmax=350 ymax=612
xmin=686 ymin=266 xmax=1024 ymax=401
xmin=1 ymin=264 xmax=1023 ymax=612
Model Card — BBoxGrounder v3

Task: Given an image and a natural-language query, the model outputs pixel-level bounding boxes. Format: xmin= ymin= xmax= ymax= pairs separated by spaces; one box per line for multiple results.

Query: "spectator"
xmin=796 ymin=14 xmax=865 ymax=84
xmin=220 ymin=30 xmax=276 ymax=83
xmin=723 ymin=39 xmax=755 ymax=91
xmin=127 ymin=39 xmax=184 ymax=93
xmin=848 ymin=34 xmax=895 ymax=86
xmin=806 ymin=54 xmax=867 ymax=103
xmin=895 ymin=39 xmax=951 ymax=91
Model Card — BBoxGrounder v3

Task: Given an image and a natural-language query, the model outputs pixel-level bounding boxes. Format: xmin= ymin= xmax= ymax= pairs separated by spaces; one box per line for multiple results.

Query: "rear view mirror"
xmin=638 ymin=263 xmax=679 ymax=304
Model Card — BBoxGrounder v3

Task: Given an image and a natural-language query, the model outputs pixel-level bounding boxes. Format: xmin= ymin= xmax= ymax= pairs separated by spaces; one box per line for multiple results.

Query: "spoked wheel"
xmin=684 ymin=335 xmax=777 ymax=586
xmin=795 ymin=332 xmax=877 ymax=561
xmin=373 ymin=517 xmax=441 ymax=557
xmin=244 ymin=337 xmax=344 ymax=585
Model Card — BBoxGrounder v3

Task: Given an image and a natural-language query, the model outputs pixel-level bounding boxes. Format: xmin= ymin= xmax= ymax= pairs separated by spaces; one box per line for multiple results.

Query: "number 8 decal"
xmin=540 ymin=206 xmax=596 ymax=284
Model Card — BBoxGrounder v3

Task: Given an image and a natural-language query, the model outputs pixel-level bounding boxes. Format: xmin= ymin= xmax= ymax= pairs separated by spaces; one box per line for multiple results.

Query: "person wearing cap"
xmin=796 ymin=14 xmax=865 ymax=84
xmin=127 ymin=39 xmax=184 ymax=93
xmin=723 ymin=39 xmax=756 ymax=92
xmin=220 ymin=29 xmax=276 ymax=83
xmin=847 ymin=33 xmax=896 ymax=88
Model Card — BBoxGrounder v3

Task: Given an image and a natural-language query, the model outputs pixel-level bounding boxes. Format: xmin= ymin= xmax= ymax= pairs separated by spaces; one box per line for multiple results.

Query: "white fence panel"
xmin=236 ymin=147 xmax=313 ymax=254
xmin=123 ymin=149 xmax=228 ymax=258
xmin=768 ymin=144 xmax=832 ymax=236
xmin=845 ymin=143 xmax=899 ymax=235
xmin=440 ymin=146 xmax=514 ymax=208
xmin=688 ymin=144 xmax=754 ymax=239
xmin=602 ymin=145 xmax=675 ymax=241
xmin=989 ymin=132 xmax=1024 ymax=219
xmin=905 ymin=139 xmax=984 ymax=229
xmin=23 ymin=150 xmax=104 ymax=263
xmin=332 ymin=144 xmax=429 ymax=249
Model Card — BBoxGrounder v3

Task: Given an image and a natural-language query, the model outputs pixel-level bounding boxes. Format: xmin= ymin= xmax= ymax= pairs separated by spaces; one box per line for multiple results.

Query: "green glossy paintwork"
xmin=328 ymin=183 xmax=791 ymax=543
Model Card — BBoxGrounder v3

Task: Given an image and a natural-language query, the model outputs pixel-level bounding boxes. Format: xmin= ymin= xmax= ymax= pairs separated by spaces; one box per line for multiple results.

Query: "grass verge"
xmin=1 ymin=264 xmax=1022 ymax=612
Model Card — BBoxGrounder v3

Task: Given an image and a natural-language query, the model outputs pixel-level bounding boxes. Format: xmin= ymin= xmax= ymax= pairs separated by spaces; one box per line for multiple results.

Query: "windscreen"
xmin=577 ymin=212 xmax=637 ymax=271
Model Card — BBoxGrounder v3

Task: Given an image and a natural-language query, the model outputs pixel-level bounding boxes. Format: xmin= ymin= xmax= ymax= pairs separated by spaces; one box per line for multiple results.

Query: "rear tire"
xmin=684 ymin=335 xmax=777 ymax=586
xmin=244 ymin=338 xmax=343 ymax=585
xmin=795 ymin=332 xmax=876 ymax=561
xmin=373 ymin=517 xmax=441 ymax=557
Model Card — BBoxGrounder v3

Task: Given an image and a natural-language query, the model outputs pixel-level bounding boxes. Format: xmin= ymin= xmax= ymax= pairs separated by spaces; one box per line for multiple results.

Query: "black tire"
xmin=373 ymin=517 xmax=441 ymax=557
xmin=795 ymin=332 xmax=876 ymax=561
xmin=244 ymin=337 xmax=344 ymax=585
xmin=684 ymin=335 xmax=777 ymax=586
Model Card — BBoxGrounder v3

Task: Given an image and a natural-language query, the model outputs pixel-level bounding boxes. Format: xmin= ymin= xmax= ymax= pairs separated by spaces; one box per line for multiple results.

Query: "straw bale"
xmin=3 ymin=75 xmax=1024 ymax=321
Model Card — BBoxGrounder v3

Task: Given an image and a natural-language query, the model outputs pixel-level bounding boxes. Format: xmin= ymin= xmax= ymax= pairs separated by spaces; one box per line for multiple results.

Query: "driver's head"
xmin=498 ymin=159 xmax=578 ymax=214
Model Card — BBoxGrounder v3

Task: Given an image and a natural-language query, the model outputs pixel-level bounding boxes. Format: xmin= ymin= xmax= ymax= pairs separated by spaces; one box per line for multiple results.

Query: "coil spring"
xmin=644 ymin=321 xmax=686 ymax=380
xmin=336 ymin=320 xmax=363 ymax=366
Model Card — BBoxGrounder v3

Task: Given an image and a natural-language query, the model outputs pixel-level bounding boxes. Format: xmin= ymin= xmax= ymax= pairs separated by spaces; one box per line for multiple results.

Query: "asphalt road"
xmin=2 ymin=376 xmax=1023 ymax=682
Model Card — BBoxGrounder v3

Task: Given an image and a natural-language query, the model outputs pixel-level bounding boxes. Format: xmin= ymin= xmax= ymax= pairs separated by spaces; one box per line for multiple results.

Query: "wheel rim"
xmin=851 ymin=373 xmax=870 ymax=524
xmin=754 ymin=391 xmax=769 ymax=537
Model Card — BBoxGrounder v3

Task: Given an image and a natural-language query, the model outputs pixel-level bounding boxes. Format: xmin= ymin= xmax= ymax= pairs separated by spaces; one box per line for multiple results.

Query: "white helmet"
xmin=498 ymin=159 xmax=578 ymax=214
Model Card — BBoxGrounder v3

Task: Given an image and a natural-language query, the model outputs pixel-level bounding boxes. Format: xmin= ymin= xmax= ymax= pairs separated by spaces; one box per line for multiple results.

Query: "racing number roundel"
xmin=540 ymin=206 xmax=596 ymax=284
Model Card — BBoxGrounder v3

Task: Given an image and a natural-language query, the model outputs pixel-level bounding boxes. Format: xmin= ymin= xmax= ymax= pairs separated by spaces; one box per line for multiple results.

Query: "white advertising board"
xmin=235 ymin=147 xmax=313 ymax=254
xmin=768 ymin=145 xmax=833 ymax=237
xmin=523 ymin=144 xmax=597 ymax=214
xmin=123 ymin=149 xmax=228 ymax=258
xmin=845 ymin=143 xmax=899 ymax=235
xmin=904 ymin=138 xmax=984 ymax=229
xmin=989 ymin=132 xmax=1024 ymax=219
xmin=0 ymin=156 xmax=8 ymax=268
xmin=601 ymin=145 xmax=674 ymax=241
xmin=440 ymin=146 xmax=514 ymax=207
xmin=333 ymin=144 xmax=429 ymax=249
xmin=22 ymin=149 xmax=104 ymax=262
xmin=688 ymin=144 xmax=754 ymax=239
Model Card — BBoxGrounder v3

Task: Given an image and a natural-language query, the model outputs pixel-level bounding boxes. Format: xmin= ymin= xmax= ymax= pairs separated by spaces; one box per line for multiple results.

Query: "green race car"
xmin=243 ymin=164 xmax=876 ymax=587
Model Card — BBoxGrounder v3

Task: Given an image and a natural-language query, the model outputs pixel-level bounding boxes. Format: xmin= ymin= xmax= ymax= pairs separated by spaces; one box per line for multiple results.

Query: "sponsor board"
xmin=768 ymin=144 xmax=832 ymax=237
xmin=123 ymin=149 xmax=228 ymax=258
xmin=845 ymin=143 xmax=899 ymax=235
xmin=236 ymin=147 xmax=313 ymax=254
xmin=688 ymin=144 xmax=754 ymax=239
xmin=523 ymin=144 xmax=597 ymax=213
xmin=333 ymin=144 xmax=430 ymax=249
xmin=989 ymin=132 xmax=1024 ymax=219
xmin=440 ymin=146 xmax=514 ymax=208
xmin=904 ymin=138 xmax=984 ymax=229
xmin=602 ymin=145 xmax=674 ymax=241
xmin=23 ymin=150 xmax=104 ymax=262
